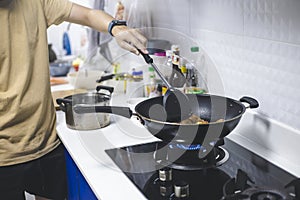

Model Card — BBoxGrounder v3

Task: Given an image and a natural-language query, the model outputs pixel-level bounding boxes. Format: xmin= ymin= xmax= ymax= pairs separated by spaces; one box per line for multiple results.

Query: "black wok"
xmin=73 ymin=94 xmax=258 ymax=145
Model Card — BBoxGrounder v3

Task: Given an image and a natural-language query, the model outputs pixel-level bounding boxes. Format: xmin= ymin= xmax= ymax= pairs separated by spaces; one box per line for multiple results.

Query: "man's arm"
xmin=65 ymin=3 xmax=148 ymax=55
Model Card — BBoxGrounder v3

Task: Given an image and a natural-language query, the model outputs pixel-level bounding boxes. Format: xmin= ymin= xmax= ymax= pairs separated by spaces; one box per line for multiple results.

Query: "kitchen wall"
xmin=47 ymin=0 xmax=300 ymax=131
xmin=147 ymin=0 xmax=300 ymax=131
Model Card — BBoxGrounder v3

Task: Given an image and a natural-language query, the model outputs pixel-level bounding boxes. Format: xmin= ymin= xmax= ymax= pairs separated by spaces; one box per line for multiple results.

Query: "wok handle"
xmin=73 ymin=105 xmax=133 ymax=119
xmin=240 ymin=96 xmax=259 ymax=109
xmin=96 ymin=85 xmax=114 ymax=94
xmin=96 ymin=74 xmax=115 ymax=83
xmin=56 ymin=98 xmax=72 ymax=112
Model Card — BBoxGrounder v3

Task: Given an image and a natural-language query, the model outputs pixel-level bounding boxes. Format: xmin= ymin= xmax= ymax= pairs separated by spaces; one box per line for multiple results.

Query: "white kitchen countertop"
xmin=54 ymin=83 xmax=300 ymax=200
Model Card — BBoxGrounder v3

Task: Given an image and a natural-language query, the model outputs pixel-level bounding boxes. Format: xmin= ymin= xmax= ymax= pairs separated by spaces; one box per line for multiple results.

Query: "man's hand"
xmin=112 ymin=26 xmax=148 ymax=55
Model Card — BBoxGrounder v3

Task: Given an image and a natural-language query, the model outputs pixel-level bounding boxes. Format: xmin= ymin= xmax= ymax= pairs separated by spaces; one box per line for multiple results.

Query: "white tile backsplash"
xmin=149 ymin=0 xmax=190 ymax=35
xmin=148 ymin=0 xmax=300 ymax=132
xmin=190 ymin=0 xmax=244 ymax=35
xmin=244 ymin=0 xmax=300 ymax=44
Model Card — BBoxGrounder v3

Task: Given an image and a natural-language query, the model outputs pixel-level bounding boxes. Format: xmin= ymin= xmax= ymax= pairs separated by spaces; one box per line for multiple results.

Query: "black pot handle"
xmin=73 ymin=105 xmax=133 ymax=119
xmin=240 ymin=96 xmax=259 ymax=109
xmin=96 ymin=85 xmax=114 ymax=94
xmin=96 ymin=74 xmax=115 ymax=83
xmin=56 ymin=98 xmax=72 ymax=112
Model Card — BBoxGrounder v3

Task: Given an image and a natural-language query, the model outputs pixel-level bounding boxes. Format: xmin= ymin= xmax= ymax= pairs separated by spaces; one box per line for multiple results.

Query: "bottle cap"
xmin=132 ymin=70 xmax=143 ymax=76
xmin=154 ymin=52 xmax=166 ymax=57
xmin=191 ymin=46 xmax=199 ymax=52
xmin=148 ymin=67 xmax=154 ymax=72
xmin=171 ymin=45 xmax=180 ymax=51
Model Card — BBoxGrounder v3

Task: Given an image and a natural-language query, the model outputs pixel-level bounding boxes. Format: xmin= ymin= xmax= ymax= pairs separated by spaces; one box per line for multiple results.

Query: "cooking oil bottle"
xmin=144 ymin=66 xmax=156 ymax=97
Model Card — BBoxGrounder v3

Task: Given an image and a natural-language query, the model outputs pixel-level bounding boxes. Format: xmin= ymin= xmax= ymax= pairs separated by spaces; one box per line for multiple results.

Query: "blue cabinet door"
xmin=64 ymin=149 xmax=98 ymax=200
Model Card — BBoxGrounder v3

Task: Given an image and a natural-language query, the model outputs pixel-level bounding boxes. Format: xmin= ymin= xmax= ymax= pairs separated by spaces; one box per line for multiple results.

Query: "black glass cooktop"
xmin=105 ymin=138 xmax=299 ymax=200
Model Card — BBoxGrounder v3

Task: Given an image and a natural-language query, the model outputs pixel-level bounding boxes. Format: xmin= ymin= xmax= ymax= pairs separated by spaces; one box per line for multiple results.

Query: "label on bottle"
xmin=172 ymin=54 xmax=180 ymax=66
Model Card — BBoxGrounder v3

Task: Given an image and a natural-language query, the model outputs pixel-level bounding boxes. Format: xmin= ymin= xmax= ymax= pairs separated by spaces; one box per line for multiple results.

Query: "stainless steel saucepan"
xmin=56 ymin=85 xmax=114 ymax=130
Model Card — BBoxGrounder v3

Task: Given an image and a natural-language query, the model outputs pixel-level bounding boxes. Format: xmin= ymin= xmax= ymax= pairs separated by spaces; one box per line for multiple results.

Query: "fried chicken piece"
xmin=180 ymin=114 xmax=208 ymax=125
xmin=180 ymin=114 xmax=224 ymax=125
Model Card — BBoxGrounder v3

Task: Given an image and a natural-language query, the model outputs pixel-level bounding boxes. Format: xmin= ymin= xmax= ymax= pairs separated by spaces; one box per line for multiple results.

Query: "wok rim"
xmin=134 ymin=94 xmax=247 ymax=126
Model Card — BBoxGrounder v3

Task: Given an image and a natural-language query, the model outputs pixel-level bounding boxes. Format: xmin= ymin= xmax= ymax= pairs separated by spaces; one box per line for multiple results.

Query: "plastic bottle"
xmin=156 ymin=84 xmax=163 ymax=96
xmin=145 ymin=67 xmax=156 ymax=97
xmin=154 ymin=51 xmax=166 ymax=64
xmin=180 ymin=61 xmax=187 ymax=82
xmin=126 ymin=68 xmax=144 ymax=98
xmin=112 ymin=62 xmax=120 ymax=75
xmin=184 ymin=46 xmax=207 ymax=94
xmin=165 ymin=50 xmax=173 ymax=68
xmin=131 ymin=69 xmax=143 ymax=81
xmin=153 ymin=51 xmax=169 ymax=78
xmin=169 ymin=54 xmax=185 ymax=88
xmin=185 ymin=63 xmax=195 ymax=87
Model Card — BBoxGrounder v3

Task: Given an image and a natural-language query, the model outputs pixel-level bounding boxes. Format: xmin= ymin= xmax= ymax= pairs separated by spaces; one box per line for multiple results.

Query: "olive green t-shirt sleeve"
xmin=41 ymin=0 xmax=73 ymax=26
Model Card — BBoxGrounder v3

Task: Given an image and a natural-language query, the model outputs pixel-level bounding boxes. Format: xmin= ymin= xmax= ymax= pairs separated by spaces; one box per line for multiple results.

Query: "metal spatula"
xmin=139 ymin=50 xmax=192 ymax=122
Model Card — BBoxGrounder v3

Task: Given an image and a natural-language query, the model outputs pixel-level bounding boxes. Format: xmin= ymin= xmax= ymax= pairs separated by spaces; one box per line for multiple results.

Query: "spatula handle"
xmin=138 ymin=49 xmax=172 ymax=89
xmin=138 ymin=49 xmax=153 ymax=64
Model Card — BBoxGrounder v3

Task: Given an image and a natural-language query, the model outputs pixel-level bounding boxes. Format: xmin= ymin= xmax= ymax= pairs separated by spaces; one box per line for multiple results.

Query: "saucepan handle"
xmin=73 ymin=105 xmax=133 ymax=119
xmin=240 ymin=96 xmax=259 ymax=109
xmin=56 ymin=98 xmax=72 ymax=112
xmin=96 ymin=85 xmax=114 ymax=94
xmin=96 ymin=74 xmax=115 ymax=83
